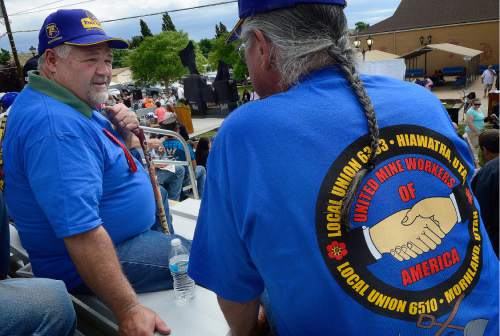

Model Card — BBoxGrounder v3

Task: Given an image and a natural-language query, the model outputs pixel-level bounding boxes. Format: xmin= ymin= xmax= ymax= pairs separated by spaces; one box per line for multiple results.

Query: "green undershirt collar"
xmin=28 ymin=71 xmax=93 ymax=118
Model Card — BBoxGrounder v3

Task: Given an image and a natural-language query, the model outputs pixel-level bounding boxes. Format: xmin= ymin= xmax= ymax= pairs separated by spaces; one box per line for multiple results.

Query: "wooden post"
xmin=0 ymin=0 xmax=23 ymax=86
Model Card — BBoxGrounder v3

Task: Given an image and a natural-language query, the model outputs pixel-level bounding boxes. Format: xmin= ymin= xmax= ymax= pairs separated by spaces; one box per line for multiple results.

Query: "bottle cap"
xmin=171 ymin=238 xmax=181 ymax=247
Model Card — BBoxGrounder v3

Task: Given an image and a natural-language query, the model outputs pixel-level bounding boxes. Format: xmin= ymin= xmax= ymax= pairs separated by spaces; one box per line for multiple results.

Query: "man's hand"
xmin=118 ymin=304 xmax=170 ymax=336
xmin=64 ymin=227 xmax=169 ymax=336
xmin=104 ymin=103 xmax=140 ymax=143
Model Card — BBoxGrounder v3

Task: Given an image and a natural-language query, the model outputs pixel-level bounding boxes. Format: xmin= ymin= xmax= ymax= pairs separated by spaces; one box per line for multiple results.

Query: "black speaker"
xmin=214 ymin=80 xmax=239 ymax=104
xmin=183 ymin=75 xmax=208 ymax=115
xmin=202 ymin=86 xmax=216 ymax=104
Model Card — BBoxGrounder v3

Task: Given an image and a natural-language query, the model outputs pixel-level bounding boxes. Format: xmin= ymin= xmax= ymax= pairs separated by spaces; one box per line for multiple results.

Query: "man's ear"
xmin=43 ymin=49 xmax=59 ymax=74
xmin=252 ymin=29 xmax=273 ymax=71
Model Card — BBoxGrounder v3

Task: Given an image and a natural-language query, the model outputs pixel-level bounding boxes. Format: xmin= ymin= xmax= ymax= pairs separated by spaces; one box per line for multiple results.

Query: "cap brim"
xmin=64 ymin=34 xmax=129 ymax=49
xmin=226 ymin=18 xmax=245 ymax=44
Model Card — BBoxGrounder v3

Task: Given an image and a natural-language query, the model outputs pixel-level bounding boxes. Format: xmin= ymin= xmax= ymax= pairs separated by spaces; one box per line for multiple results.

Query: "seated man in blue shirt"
xmin=188 ymin=1 xmax=499 ymax=335
xmin=160 ymin=117 xmax=206 ymax=198
xmin=3 ymin=9 xmax=188 ymax=335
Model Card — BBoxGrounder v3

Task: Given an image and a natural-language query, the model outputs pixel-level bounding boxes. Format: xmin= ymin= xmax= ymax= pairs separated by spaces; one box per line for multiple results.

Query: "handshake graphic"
xmin=367 ymin=196 xmax=461 ymax=262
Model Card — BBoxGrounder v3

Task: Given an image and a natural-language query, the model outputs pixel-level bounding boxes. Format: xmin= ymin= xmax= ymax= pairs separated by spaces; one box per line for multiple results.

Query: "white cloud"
xmin=1 ymin=0 xmax=399 ymax=51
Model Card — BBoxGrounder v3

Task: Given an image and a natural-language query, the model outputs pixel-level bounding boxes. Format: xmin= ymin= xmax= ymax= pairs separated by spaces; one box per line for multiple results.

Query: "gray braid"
xmin=326 ymin=46 xmax=381 ymax=229
xmin=241 ymin=4 xmax=381 ymax=229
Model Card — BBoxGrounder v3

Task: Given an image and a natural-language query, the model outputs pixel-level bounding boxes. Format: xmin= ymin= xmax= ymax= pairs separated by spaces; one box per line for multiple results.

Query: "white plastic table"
xmin=139 ymin=286 xmax=230 ymax=336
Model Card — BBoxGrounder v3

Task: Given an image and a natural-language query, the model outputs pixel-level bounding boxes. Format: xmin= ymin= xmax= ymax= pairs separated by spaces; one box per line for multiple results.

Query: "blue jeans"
xmin=0 ymin=278 xmax=76 ymax=336
xmin=157 ymin=165 xmax=185 ymax=201
xmin=116 ymin=230 xmax=191 ymax=293
xmin=70 ymin=230 xmax=191 ymax=295
xmin=183 ymin=166 xmax=206 ymax=198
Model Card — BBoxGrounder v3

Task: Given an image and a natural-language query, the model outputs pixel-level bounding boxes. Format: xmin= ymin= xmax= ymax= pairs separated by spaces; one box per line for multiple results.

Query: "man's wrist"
xmin=115 ymin=300 xmax=141 ymax=322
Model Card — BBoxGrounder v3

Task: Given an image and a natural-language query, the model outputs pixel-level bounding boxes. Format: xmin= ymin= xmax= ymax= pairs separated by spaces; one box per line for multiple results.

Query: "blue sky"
xmin=1 ymin=0 xmax=401 ymax=52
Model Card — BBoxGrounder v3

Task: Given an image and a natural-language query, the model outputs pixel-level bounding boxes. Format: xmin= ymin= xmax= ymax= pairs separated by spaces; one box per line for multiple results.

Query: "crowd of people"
xmin=0 ymin=1 xmax=498 ymax=336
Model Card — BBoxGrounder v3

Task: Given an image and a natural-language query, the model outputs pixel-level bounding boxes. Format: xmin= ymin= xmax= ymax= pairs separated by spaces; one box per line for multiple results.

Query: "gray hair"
xmin=37 ymin=44 xmax=73 ymax=71
xmin=241 ymin=4 xmax=380 ymax=229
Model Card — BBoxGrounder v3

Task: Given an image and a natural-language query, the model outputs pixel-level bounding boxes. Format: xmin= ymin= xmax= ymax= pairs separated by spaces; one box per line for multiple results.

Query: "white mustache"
xmin=92 ymin=77 xmax=110 ymax=85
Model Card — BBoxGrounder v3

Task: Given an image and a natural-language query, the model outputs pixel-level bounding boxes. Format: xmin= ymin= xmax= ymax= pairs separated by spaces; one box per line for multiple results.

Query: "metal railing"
xmin=140 ymin=126 xmax=199 ymax=199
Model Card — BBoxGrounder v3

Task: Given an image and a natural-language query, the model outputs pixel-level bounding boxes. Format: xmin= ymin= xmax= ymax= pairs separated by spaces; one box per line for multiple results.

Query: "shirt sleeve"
xmin=25 ymin=134 xmax=103 ymax=238
xmin=189 ymin=129 xmax=264 ymax=302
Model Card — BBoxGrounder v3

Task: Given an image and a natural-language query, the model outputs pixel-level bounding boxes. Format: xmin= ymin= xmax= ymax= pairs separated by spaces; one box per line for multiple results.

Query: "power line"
xmin=10 ymin=0 xmax=97 ymax=17
xmin=10 ymin=0 xmax=67 ymax=16
xmin=8 ymin=0 xmax=238 ymax=34
xmin=102 ymin=1 xmax=237 ymax=23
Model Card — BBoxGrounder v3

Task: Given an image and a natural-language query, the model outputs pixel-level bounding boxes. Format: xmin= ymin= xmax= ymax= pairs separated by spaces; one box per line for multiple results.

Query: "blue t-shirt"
xmin=163 ymin=138 xmax=195 ymax=162
xmin=189 ymin=67 xmax=499 ymax=335
xmin=3 ymin=86 xmax=155 ymax=290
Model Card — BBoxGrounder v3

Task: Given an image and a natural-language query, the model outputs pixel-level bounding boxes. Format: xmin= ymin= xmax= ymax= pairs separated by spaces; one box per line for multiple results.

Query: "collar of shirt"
xmin=27 ymin=70 xmax=93 ymax=119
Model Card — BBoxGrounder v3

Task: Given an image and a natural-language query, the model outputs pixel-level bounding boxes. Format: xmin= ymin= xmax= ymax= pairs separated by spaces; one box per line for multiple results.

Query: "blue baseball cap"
xmin=227 ymin=0 xmax=347 ymax=42
xmin=0 ymin=92 xmax=18 ymax=110
xmin=38 ymin=9 xmax=129 ymax=55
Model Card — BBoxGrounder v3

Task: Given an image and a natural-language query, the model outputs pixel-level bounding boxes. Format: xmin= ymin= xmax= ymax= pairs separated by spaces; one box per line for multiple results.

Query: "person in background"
xmin=143 ymin=96 xmax=155 ymax=108
xmin=195 ymin=137 xmax=211 ymax=169
xmin=472 ymin=129 xmax=499 ymax=257
xmin=177 ymin=86 xmax=185 ymax=101
xmin=160 ymin=118 xmax=206 ymax=198
xmin=429 ymin=69 xmax=444 ymax=87
xmin=242 ymin=89 xmax=251 ymax=103
xmin=155 ymin=101 xmax=167 ymax=124
xmin=465 ymin=99 xmax=485 ymax=150
xmin=423 ymin=76 xmax=433 ymax=90
xmin=122 ymin=90 xmax=132 ymax=108
xmin=481 ymin=65 xmax=497 ymax=98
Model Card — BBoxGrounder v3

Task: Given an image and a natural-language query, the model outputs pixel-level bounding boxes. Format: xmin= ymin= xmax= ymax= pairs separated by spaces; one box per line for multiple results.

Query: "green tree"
xmin=128 ymin=31 xmax=189 ymax=87
xmin=140 ymin=19 xmax=153 ymax=37
xmin=112 ymin=49 xmax=129 ymax=68
xmin=198 ymin=38 xmax=213 ymax=58
xmin=194 ymin=43 xmax=208 ymax=74
xmin=161 ymin=12 xmax=176 ymax=32
xmin=208 ymin=32 xmax=247 ymax=81
xmin=129 ymin=36 xmax=144 ymax=49
xmin=355 ymin=21 xmax=370 ymax=32
xmin=0 ymin=49 xmax=10 ymax=65
xmin=215 ymin=22 xmax=228 ymax=39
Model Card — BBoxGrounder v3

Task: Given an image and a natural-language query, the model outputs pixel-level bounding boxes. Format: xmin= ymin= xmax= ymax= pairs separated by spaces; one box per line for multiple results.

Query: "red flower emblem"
xmin=326 ymin=241 xmax=348 ymax=261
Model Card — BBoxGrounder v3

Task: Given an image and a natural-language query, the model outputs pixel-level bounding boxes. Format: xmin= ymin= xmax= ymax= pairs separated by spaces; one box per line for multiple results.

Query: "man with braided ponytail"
xmin=189 ymin=1 xmax=499 ymax=335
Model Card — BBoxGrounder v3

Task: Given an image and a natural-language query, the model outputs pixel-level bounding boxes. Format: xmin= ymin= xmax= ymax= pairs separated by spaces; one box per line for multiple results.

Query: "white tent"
xmin=355 ymin=50 xmax=406 ymax=80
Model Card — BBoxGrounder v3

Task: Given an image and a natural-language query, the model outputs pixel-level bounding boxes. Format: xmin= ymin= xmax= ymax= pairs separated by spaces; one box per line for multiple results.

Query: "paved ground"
xmin=431 ymin=76 xmax=495 ymax=123
xmin=191 ymin=117 xmax=224 ymax=137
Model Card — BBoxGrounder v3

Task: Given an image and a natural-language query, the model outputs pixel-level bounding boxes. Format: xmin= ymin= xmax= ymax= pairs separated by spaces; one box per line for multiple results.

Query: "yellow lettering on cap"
xmin=81 ymin=17 xmax=102 ymax=30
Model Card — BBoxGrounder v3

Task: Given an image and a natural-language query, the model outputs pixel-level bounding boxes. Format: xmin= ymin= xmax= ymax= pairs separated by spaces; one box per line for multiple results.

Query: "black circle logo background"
xmin=315 ymin=125 xmax=481 ymax=320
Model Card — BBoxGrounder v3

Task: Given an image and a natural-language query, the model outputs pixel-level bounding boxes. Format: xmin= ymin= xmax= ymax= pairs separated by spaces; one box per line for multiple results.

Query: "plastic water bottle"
xmin=169 ymin=238 xmax=195 ymax=304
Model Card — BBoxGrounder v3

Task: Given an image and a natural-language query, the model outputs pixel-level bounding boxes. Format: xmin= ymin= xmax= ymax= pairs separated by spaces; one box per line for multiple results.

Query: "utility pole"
xmin=0 ymin=0 xmax=23 ymax=86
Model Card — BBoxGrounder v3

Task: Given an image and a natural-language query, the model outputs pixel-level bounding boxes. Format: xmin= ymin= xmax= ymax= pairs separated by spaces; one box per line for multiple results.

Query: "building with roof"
xmin=356 ymin=0 xmax=499 ymax=74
